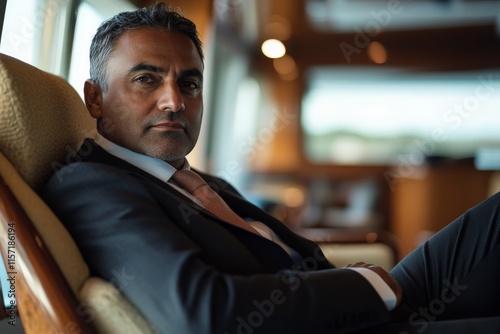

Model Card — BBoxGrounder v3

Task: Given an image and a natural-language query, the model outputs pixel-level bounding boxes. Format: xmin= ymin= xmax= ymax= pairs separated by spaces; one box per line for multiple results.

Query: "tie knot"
xmin=172 ymin=170 xmax=208 ymax=194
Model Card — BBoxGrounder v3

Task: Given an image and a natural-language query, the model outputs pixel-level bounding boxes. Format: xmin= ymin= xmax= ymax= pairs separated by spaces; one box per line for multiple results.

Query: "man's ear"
xmin=84 ymin=79 xmax=103 ymax=119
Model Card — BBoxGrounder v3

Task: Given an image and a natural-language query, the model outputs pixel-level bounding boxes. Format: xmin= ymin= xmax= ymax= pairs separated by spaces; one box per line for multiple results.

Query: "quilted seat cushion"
xmin=0 ymin=53 xmax=95 ymax=191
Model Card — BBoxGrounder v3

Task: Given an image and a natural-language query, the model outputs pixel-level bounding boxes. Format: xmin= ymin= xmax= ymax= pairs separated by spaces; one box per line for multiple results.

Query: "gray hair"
xmin=89 ymin=2 xmax=204 ymax=91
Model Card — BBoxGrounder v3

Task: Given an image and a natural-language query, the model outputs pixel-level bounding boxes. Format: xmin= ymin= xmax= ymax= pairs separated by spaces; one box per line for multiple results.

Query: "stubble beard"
xmin=142 ymin=131 xmax=194 ymax=164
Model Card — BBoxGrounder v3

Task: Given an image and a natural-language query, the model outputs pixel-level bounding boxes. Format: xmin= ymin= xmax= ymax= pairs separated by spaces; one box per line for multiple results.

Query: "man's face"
xmin=86 ymin=28 xmax=204 ymax=169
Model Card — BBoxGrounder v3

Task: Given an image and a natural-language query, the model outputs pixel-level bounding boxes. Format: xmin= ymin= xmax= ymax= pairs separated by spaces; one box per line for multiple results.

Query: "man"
xmin=43 ymin=3 xmax=500 ymax=333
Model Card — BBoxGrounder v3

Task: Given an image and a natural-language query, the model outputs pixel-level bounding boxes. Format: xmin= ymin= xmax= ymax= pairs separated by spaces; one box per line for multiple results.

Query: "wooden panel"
xmin=390 ymin=162 xmax=493 ymax=258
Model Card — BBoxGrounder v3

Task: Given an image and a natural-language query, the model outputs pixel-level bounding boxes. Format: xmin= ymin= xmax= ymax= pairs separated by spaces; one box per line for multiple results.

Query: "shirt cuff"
xmin=346 ymin=267 xmax=397 ymax=310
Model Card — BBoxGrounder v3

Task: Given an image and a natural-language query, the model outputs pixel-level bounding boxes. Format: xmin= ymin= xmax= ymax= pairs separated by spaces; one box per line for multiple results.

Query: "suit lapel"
xmin=79 ymin=139 xmax=330 ymax=271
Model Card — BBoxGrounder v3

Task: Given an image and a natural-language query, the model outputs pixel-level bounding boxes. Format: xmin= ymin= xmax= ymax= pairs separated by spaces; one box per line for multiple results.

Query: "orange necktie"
xmin=172 ymin=170 xmax=260 ymax=236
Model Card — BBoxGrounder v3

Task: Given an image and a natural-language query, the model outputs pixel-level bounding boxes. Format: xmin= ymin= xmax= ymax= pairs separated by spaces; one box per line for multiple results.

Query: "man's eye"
xmin=180 ymin=81 xmax=200 ymax=89
xmin=135 ymin=75 xmax=157 ymax=84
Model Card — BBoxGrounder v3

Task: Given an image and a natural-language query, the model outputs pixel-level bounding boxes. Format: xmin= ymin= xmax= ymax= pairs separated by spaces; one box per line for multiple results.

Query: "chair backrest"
xmin=0 ymin=53 xmax=157 ymax=333
xmin=0 ymin=54 xmax=95 ymax=191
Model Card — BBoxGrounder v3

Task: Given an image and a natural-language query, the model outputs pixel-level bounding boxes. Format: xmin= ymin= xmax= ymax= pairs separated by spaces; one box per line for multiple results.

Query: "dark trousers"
xmin=385 ymin=191 xmax=500 ymax=333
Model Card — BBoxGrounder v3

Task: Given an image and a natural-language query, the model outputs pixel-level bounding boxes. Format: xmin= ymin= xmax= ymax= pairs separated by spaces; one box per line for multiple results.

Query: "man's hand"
xmin=346 ymin=261 xmax=403 ymax=307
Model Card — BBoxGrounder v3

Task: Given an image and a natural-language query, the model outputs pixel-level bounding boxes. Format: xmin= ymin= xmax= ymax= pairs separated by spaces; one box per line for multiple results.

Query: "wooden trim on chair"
xmin=0 ymin=175 xmax=97 ymax=333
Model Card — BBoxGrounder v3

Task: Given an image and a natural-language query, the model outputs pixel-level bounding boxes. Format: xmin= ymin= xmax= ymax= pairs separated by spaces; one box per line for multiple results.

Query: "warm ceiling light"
xmin=273 ymin=55 xmax=296 ymax=75
xmin=273 ymin=55 xmax=299 ymax=81
xmin=265 ymin=15 xmax=292 ymax=41
xmin=261 ymin=39 xmax=286 ymax=59
xmin=368 ymin=41 xmax=388 ymax=64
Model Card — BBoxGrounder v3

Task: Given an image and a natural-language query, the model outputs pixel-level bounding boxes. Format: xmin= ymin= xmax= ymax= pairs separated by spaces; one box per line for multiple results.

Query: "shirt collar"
xmin=95 ymin=134 xmax=189 ymax=183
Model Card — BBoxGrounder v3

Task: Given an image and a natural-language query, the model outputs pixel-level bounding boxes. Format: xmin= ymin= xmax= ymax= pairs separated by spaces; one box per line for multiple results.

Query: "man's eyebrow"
xmin=127 ymin=63 xmax=203 ymax=80
xmin=127 ymin=63 xmax=165 ymax=75
xmin=180 ymin=69 xmax=203 ymax=81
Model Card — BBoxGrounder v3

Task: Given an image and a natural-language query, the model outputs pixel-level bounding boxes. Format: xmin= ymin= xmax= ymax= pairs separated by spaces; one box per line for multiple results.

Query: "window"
xmin=302 ymin=67 xmax=500 ymax=165
xmin=68 ymin=0 xmax=135 ymax=95
xmin=1 ymin=0 xmax=43 ymax=67
xmin=1 ymin=0 xmax=134 ymax=93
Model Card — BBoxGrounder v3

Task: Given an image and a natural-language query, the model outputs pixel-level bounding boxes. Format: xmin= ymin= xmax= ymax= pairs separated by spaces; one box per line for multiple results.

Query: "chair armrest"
xmin=0 ymin=175 xmax=97 ymax=333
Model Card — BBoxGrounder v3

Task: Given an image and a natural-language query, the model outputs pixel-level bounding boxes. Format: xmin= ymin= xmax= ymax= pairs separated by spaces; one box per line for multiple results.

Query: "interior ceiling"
xmin=253 ymin=0 xmax=500 ymax=72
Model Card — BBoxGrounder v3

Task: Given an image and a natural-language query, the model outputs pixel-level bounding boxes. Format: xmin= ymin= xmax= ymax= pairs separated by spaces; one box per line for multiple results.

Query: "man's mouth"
xmin=151 ymin=122 xmax=185 ymax=130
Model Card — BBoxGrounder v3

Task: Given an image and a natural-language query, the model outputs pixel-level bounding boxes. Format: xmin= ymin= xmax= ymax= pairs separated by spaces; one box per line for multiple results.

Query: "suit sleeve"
xmin=42 ymin=163 xmax=391 ymax=334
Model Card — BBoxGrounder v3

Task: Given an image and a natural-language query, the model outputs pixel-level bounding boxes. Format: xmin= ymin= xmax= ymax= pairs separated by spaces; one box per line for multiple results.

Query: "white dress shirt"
xmin=94 ymin=134 xmax=397 ymax=310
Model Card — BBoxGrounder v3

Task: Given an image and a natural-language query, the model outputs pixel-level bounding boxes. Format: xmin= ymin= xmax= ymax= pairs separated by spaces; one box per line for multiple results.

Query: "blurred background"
xmin=1 ymin=0 xmax=500 ymax=258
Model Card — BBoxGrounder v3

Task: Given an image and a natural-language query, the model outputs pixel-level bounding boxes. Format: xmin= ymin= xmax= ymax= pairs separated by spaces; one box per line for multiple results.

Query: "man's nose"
xmin=157 ymin=81 xmax=185 ymax=112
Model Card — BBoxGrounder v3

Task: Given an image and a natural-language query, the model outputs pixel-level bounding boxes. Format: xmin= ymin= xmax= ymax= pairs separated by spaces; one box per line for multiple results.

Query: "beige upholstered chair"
xmin=0 ymin=53 xmax=157 ymax=333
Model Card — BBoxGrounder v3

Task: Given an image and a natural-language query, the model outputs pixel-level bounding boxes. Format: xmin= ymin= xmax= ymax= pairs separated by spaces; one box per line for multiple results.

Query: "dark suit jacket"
xmin=42 ymin=139 xmax=391 ymax=334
